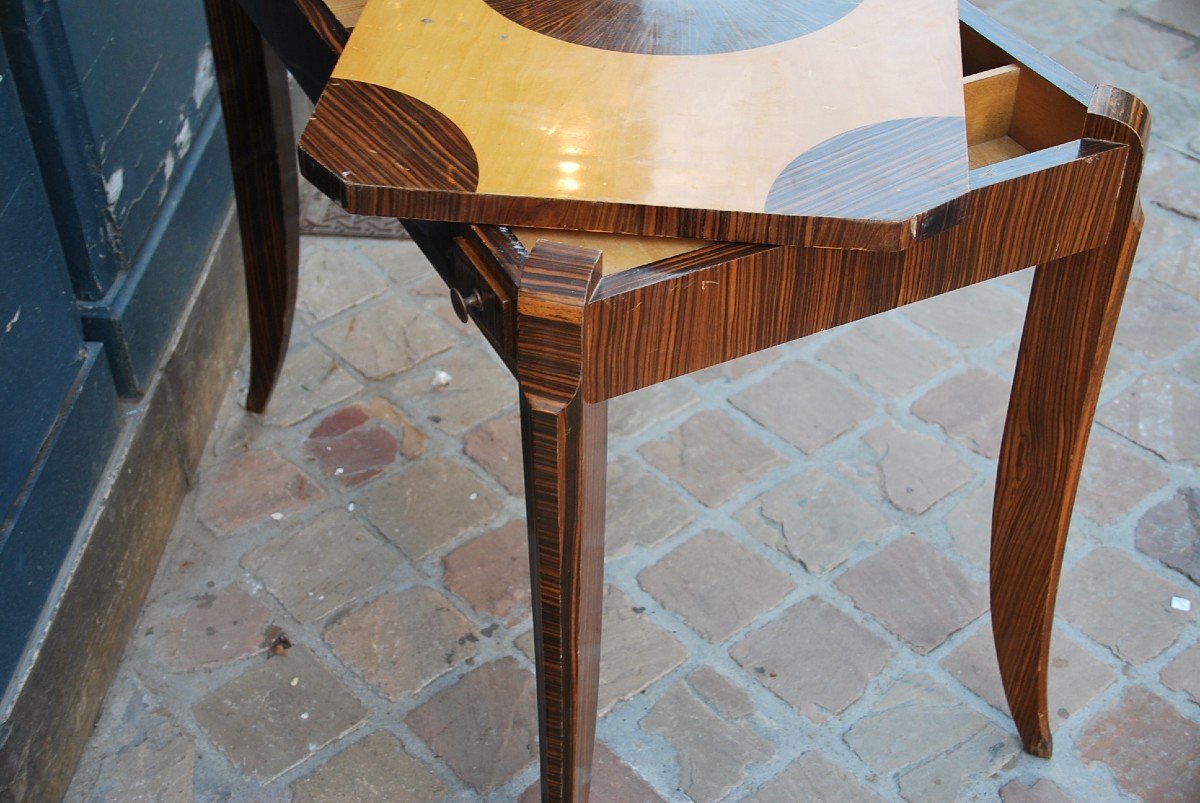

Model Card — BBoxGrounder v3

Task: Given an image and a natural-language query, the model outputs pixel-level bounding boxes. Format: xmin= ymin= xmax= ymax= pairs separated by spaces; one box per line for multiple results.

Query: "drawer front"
xmin=448 ymin=234 xmax=517 ymax=366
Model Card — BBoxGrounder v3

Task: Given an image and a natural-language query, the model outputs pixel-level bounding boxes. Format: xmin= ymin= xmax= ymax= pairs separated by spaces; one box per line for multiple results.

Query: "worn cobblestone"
xmin=639 ymin=530 xmax=793 ymax=643
xmin=730 ymin=597 xmax=893 ymax=722
xmin=641 ymin=409 xmax=784 ymax=507
xmin=837 ymin=536 xmax=987 ymax=654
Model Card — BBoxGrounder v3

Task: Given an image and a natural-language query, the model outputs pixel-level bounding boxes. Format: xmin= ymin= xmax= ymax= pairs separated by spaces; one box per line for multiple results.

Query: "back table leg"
xmin=517 ymin=242 xmax=607 ymax=802
xmin=991 ymin=86 xmax=1149 ymax=758
xmin=203 ymin=0 xmax=300 ymax=413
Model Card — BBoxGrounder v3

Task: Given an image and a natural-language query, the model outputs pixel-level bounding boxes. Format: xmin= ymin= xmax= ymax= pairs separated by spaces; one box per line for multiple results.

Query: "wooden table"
xmin=204 ymin=1 xmax=1148 ymax=800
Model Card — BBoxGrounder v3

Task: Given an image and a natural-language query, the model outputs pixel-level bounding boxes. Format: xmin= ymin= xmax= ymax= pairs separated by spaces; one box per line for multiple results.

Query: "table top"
xmin=303 ymin=0 xmax=970 ymax=246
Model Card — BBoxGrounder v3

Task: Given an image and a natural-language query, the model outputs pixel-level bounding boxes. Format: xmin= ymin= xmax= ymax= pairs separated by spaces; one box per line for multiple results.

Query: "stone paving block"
xmin=1161 ymin=642 xmax=1200 ymax=704
xmin=608 ymin=380 xmax=699 ymax=438
xmin=844 ymin=674 xmax=1020 ymax=802
xmin=1163 ymin=51 xmax=1200 ymax=94
xmin=640 ymin=410 xmax=784 ymax=508
xmin=598 ymin=585 xmax=688 ymax=714
xmin=940 ymin=624 xmax=1115 ymax=726
xmin=1098 ymin=373 xmax=1200 ymax=465
xmin=443 ymin=519 xmax=530 ymax=624
xmin=192 ymin=647 xmax=367 ymax=781
xmin=360 ymin=240 xmax=429 ymax=286
xmin=737 ymin=468 xmax=891 ymax=574
xmin=464 ymin=412 xmax=524 ymax=494
xmin=639 ymin=530 xmax=794 ymax=643
xmin=1136 ymin=486 xmax=1200 ymax=582
xmin=394 ymin=350 xmax=517 ymax=434
xmin=297 ymin=245 xmax=388 ymax=321
xmin=687 ymin=666 xmax=755 ymax=720
xmin=1075 ymin=433 xmax=1169 ymax=525
xmin=325 ymin=587 xmax=478 ymax=700
xmin=195 ymin=449 xmax=325 ymax=535
xmin=301 ymin=399 xmax=425 ymax=486
xmin=863 ymin=423 xmax=974 ymax=514
xmin=411 ymin=273 xmax=454 ymax=298
xmin=693 ymin=349 xmax=779 ymax=383
xmin=316 ymin=297 xmax=454 ymax=379
xmin=515 ymin=629 xmax=534 ymax=661
xmin=999 ymin=779 xmax=1075 ymax=803
xmin=1059 ymin=547 xmax=1195 ymax=664
xmin=261 ymin=345 xmax=362 ymax=428
xmin=945 ymin=480 xmax=993 ymax=568
xmin=747 ymin=751 xmax=884 ymax=803
xmin=518 ymin=742 xmax=664 ymax=802
xmin=605 ymin=456 xmax=694 ymax=558
xmin=1082 ymin=16 xmax=1192 ymax=70
xmin=641 ymin=680 xmax=773 ymax=803
xmin=405 ymin=657 xmax=537 ymax=794
xmin=843 ymin=673 xmax=993 ymax=772
xmin=836 ymin=535 xmax=987 ymax=654
xmin=242 ymin=509 xmax=401 ymax=623
xmin=1181 ymin=349 xmax=1200 ymax=386
xmin=896 ymin=722 xmax=1020 ymax=803
xmin=1148 ymin=219 xmax=1200 ymax=302
xmin=1143 ymin=148 xmax=1200 ymax=218
xmin=730 ymin=597 xmax=892 ymax=722
xmin=1114 ymin=279 xmax=1200 ymax=360
xmin=291 ymin=730 xmax=446 ymax=802
xmin=904 ymin=281 xmax=1027 ymax=348
xmin=358 ymin=457 xmax=502 ymax=560
xmin=732 ymin=362 xmax=875 ymax=454
xmin=1144 ymin=0 xmax=1200 ymax=37
xmin=911 ymin=368 xmax=1009 ymax=458
xmin=153 ymin=585 xmax=271 ymax=672
xmin=1077 ymin=687 xmax=1200 ymax=802
xmin=817 ymin=315 xmax=955 ymax=396
xmin=89 ymin=723 xmax=195 ymax=803
xmin=1008 ymin=0 xmax=1116 ymax=44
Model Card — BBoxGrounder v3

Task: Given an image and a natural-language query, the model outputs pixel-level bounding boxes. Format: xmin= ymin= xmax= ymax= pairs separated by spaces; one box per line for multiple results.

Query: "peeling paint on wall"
xmin=192 ymin=46 xmax=215 ymax=109
xmin=173 ymin=118 xmax=192 ymax=158
xmin=104 ymin=168 xmax=124 ymax=208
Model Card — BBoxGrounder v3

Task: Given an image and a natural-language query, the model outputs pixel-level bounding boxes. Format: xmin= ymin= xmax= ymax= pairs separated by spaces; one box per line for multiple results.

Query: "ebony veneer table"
xmin=204 ymin=1 xmax=1148 ymax=799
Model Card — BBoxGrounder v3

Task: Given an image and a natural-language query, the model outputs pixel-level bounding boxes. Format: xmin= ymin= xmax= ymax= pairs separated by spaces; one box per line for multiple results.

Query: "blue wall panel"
xmin=0 ymin=345 xmax=120 ymax=707
xmin=58 ymin=0 xmax=219 ymax=261
xmin=80 ymin=107 xmax=234 ymax=394
xmin=0 ymin=37 xmax=86 ymax=534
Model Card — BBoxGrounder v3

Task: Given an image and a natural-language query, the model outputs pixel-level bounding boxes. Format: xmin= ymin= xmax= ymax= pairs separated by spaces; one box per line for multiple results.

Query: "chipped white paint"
xmin=193 ymin=45 xmax=215 ymax=109
xmin=104 ymin=168 xmax=124 ymax=207
xmin=174 ymin=118 xmax=193 ymax=158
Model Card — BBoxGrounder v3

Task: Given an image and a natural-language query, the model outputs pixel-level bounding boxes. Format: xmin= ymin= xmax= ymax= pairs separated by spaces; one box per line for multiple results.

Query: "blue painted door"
xmin=0 ymin=0 xmax=233 ymax=711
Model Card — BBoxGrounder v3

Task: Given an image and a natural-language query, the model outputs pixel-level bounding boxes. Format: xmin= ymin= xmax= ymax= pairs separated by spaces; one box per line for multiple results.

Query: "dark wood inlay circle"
xmin=765 ymin=117 xmax=966 ymax=220
xmin=483 ymin=0 xmax=865 ymax=55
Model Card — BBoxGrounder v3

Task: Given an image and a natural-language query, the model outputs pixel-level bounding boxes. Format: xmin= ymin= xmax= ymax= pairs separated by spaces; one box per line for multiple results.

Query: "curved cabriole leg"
xmin=992 ymin=86 xmax=1149 ymax=758
xmin=517 ymin=242 xmax=607 ymax=802
xmin=203 ymin=0 xmax=300 ymax=413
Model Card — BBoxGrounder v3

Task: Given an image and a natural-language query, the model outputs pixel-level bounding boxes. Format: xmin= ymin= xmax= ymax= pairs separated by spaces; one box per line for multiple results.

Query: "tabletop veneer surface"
xmin=303 ymin=0 xmax=971 ymax=246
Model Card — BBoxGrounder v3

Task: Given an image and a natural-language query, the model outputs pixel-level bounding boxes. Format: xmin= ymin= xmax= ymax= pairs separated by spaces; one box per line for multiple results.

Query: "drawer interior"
xmin=964 ymin=65 xmax=1027 ymax=168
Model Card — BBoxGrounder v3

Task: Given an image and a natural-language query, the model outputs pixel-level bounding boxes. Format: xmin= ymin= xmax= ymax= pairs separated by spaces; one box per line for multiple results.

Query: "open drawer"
xmin=963 ymin=61 xmax=1091 ymax=171
xmin=965 ymin=65 xmax=1029 ymax=168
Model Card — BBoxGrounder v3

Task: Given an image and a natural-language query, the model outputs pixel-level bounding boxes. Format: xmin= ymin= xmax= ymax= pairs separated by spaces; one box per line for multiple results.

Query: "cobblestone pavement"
xmin=67 ymin=1 xmax=1199 ymax=801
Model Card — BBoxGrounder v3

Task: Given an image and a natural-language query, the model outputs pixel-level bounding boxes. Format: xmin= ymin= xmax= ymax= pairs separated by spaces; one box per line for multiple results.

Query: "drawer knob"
xmin=450 ymin=287 xmax=483 ymax=323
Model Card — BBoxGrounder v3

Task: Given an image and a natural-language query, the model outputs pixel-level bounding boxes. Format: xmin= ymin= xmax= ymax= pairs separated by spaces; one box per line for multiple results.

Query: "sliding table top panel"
xmin=302 ymin=0 xmax=970 ymax=248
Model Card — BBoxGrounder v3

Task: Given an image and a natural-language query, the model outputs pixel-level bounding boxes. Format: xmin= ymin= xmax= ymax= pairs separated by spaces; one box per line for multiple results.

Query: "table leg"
xmin=992 ymin=86 xmax=1148 ymax=758
xmin=203 ymin=0 xmax=300 ymax=413
xmin=517 ymin=242 xmax=606 ymax=802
